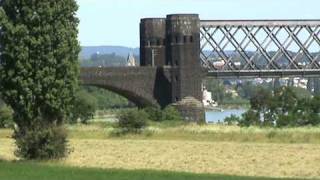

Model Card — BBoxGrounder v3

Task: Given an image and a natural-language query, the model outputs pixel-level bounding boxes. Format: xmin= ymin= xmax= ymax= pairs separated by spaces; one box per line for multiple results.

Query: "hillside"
xmin=81 ymin=46 xmax=139 ymax=59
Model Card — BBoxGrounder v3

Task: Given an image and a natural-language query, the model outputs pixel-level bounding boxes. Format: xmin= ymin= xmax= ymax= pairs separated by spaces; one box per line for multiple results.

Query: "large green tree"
xmin=0 ymin=0 xmax=80 ymax=159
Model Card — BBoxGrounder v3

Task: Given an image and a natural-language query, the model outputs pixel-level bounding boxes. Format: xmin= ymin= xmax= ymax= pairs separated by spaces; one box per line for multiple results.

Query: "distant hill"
xmin=80 ymin=47 xmax=319 ymax=68
xmin=80 ymin=46 xmax=139 ymax=59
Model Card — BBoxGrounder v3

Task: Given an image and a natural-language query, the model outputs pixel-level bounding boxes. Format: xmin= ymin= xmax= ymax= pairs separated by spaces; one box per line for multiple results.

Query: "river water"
xmin=205 ymin=109 xmax=246 ymax=123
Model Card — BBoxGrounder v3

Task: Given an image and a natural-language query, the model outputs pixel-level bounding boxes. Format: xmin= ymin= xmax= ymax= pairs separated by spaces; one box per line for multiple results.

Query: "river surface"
xmin=205 ymin=109 xmax=246 ymax=123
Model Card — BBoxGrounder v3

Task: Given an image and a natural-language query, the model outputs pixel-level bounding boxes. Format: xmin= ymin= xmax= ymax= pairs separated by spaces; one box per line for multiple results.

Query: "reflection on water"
xmin=205 ymin=109 xmax=246 ymax=123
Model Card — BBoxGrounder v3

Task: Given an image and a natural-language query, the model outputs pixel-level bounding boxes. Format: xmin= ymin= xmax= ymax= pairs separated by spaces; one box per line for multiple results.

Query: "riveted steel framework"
xmin=200 ymin=20 xmax=320 ymax=77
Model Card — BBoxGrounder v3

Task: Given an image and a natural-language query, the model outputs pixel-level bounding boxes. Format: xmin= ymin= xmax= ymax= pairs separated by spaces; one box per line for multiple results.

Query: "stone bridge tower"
xmin=140 ymin=14 xmax=204 ymax=121
xmin=81 ymin=14 xmax=204 ymax=122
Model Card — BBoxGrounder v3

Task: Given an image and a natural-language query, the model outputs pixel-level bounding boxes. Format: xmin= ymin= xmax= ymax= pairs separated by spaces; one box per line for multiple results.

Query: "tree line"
xmin=81 ymin=52 xmax=139 ymax=67
xmin=225 ymin=86 xmax=320 ymax=127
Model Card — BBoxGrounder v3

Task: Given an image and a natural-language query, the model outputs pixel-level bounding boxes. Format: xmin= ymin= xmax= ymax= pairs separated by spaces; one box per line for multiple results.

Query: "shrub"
xmin=0 ymin=105 xmax=13 ymax=128
xmin=239 ymin=110 xmax=260 ymax=127
xmin=144 ymin=106 xmax=182 ymax=122
xmin=117 ymin=109 xmax=149 ymax=133
xmin=14 ymin=123 xmax=68 ymax=160
xmin=224 ymin=114 xmax=240 ymax=125
xmin=144 ymin=107 xmax=163 ymax=122
xmin=162 ymin=106 xmax=182 ymax=121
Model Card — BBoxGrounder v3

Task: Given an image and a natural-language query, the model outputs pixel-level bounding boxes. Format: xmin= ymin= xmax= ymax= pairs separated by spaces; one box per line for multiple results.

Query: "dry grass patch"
xmin=2 ymin=124 xmax=320 ymax=179
xmin=63 ymin=139 xmax=320 ymax=178
xmin=2 ymin=138 xmax=320 ymax=178
xmin=0 ymin=129 xmax=12 ymax=139
xmin=0 ymin=139 xmax=15 ymax=160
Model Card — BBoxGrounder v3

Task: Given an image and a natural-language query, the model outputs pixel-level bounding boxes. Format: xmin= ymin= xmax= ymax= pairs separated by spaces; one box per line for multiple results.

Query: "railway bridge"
xmin=80 ymin=14 xmax=320 ymax=121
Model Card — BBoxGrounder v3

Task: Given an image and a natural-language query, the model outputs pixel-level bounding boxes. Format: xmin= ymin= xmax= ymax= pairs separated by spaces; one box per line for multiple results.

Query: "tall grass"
xmin=113 ymin=124 xmax=320 ymax=144
xmin=176 ymin=124 xmax=320 ymax=141
xmin=2 ymin=123 xmax=320 ymax=143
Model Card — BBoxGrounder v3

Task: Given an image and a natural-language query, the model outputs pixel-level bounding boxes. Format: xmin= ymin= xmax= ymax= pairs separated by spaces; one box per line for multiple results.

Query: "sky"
xmin=76 ymin=0 xmax=320 ymax=47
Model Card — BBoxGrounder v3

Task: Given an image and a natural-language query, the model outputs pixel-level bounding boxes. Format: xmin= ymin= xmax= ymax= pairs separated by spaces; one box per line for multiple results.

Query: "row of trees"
xmin=226 ymin=87 xmax=320 ymax=127
xmin=81 ymin=53 xmax=127 ymax=67
xmin=205 ymin=78 xmax=316 ymax=107
xmin=204 ymin=79 xmax=249 ymax=106
xmin=80 ymin=52 xmax=140 ymax=67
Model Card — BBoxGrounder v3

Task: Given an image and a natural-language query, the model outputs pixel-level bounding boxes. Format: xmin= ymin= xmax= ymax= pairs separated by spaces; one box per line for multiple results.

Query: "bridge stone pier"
xmin=81 ymin=14 xmax=205 ymax=122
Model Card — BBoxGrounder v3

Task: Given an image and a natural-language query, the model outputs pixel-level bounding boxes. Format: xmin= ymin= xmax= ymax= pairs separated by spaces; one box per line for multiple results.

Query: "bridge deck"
xmin=207 ymin=69 xmax=320 ymax=78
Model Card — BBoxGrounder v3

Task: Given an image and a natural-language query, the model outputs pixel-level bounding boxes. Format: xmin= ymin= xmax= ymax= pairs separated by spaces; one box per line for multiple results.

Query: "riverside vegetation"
xmin=224 ymin=86 xmax=320 ymax=127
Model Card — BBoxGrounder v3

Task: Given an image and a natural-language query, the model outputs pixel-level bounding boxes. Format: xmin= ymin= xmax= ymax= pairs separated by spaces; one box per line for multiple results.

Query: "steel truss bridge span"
xmin=200 ymin=20 xmax=320 ymax=78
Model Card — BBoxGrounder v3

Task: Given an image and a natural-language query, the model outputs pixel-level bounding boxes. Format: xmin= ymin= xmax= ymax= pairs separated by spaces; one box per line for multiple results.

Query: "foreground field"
xmin=1 ymin=138 xmax=320 ymax=178
xmin=1 ymin=124 xmax=320 ymax=179
xmin=0 ymin=161 xmax=306 ymax=180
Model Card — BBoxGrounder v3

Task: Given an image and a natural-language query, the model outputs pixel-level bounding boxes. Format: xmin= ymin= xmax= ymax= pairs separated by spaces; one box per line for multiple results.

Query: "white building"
xmin=126 ymin=53 xmax=136 ymax=67
xmin=202 ymin=86 xmax=218 ymax=107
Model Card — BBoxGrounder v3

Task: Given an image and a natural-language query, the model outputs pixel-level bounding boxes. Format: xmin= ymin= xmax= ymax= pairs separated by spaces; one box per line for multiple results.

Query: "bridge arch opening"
xmin=81 ymin=85 xmax=156 ymax=109
xmin=80 ymin=86 xmax=133 ymax=110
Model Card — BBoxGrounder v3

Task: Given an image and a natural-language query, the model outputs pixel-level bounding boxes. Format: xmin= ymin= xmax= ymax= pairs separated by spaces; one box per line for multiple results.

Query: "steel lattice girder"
xmin=200 ymin=20 xmax=320 ymax=77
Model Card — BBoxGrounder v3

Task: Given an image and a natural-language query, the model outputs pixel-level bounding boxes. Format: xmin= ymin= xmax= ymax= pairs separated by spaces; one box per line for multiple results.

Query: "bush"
xmin=144 ymin=106 xmax=182 ymax=122
xmin=162 ymin=106 xmax=182 ymax=121
xmin=224 ymin=114 xmax=240 ymax=125
xmin=0 ymin=105 xmax=13 ymax=128
xmin=14 ymin=123 xmax=68 ymax=160
xmin=70 ymin=90 xmax=98 ymax=124
xmin=117 ymin=109 xmax=149 ymax=133
xmin=239 ymin=110 xmax=260 ymax=127
xmin=144 ymin=107 xmax=163 ymax=122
